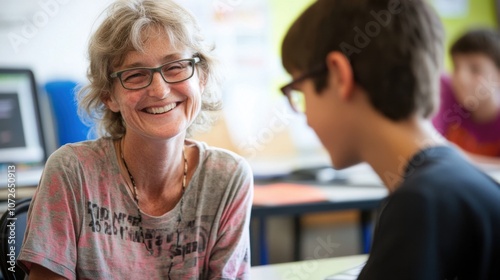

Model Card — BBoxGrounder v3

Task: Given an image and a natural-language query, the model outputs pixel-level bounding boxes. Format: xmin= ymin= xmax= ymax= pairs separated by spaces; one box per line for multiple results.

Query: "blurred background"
xmin=0 ymin=0 xmax=498 ymax=264
xmin=1 ymin=0 xmax=497 ymax=170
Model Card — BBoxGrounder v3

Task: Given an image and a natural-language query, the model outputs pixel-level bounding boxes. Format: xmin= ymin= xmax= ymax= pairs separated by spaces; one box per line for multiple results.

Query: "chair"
xmin=0 ymin=198 xmax=31 ymax=280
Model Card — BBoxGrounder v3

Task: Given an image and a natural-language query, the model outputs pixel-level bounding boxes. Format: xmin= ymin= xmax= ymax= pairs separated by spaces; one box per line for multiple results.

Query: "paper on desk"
xmin=253 ymin=183 xmax=328 ymax=206
xmin=316 ymin=185 xmax=388 ymax=202
xmin=475 ymin=163 xmax=500 ymax=183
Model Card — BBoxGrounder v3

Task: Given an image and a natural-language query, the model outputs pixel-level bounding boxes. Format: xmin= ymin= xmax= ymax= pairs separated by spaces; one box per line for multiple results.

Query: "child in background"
xmin=433 ymin=29 xmax=500 ymax=159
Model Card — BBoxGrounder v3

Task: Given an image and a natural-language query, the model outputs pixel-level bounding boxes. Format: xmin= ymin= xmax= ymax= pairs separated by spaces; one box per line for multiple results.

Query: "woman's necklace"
xmin=120 ymin=138 xmax=188 ymax=257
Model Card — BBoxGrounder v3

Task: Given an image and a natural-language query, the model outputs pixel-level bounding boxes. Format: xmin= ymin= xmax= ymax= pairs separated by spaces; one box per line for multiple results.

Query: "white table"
xmin=480 ymin=165 xmax=500 ymax=183
xmin=250 ymin=255 xmax=368 ymax=280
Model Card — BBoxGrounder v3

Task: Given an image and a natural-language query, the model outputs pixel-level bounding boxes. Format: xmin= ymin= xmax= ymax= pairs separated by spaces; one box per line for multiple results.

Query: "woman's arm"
xmin=208 ymin=159 xmax=254 ymax=280
xmin=18 ymin=146 xmax=82 ymax=279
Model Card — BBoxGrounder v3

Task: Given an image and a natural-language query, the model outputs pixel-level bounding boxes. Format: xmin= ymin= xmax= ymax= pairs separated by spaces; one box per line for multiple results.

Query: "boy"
xmin=433 ymin=29 xmax=500 ymax=159
xmin=280 ymin=0 xmax=500 ymax=279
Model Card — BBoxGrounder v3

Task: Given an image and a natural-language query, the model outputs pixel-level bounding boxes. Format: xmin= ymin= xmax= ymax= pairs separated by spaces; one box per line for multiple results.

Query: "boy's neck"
xmin=359 ymin=115 xmax=445 ymax=192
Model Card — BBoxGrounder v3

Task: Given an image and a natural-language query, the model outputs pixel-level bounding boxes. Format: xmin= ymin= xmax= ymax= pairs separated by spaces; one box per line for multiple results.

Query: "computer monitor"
xmin=0 ymin=69 xmax=46 ymax=165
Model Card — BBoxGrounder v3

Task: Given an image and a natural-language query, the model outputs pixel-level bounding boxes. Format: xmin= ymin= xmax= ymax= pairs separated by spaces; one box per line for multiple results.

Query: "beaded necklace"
xmin=120 ymin=139 xmax=187 ymax=262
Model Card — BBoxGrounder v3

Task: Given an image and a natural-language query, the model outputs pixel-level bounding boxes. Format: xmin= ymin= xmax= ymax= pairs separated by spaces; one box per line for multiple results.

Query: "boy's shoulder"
xmin=396 ymin=146 xmax=500 ymax=203
xmin=366 ymin=146 xmax=500 ymax=280
xmin=398 ymin=146 xmax=500 ymax=194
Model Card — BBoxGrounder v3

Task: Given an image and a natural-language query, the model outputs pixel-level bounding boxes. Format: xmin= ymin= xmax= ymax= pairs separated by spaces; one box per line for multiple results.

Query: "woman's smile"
xmin=142 ymin=101 xmax=180 ymax=115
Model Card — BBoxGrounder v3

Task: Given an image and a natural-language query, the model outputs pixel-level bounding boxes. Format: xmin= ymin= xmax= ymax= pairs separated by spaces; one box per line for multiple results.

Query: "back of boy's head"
xmin=282 ymin=0 xmax=444 ymax=121
xmin=451 ymin=29 xmax=500 ymax=69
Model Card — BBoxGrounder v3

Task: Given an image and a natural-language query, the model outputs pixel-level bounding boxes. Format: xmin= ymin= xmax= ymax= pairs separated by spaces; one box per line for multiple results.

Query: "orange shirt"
xmin=445 ymin=126 xmax=500 ymax=157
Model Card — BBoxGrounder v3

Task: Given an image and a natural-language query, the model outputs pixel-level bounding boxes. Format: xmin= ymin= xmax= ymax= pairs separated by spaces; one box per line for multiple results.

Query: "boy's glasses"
xmin=110 ymin=57 xmax=201 ymax=90
xmin=280 ymin=64 xmax=327 ymax=113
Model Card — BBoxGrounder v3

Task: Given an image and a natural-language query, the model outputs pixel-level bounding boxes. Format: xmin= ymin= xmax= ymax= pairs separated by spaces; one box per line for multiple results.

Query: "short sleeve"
xmin=207 ymin=158 xmax=253 ymax=280
xmin=18 ymin=145 xmax=84 ymax=279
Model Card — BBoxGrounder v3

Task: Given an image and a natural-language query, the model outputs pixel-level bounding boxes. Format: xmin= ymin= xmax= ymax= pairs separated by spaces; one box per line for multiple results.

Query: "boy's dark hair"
xmin=282 ymin=0 xmax=444 ymax=120
xmin=451 ymin=29 xmax=500 ymax=69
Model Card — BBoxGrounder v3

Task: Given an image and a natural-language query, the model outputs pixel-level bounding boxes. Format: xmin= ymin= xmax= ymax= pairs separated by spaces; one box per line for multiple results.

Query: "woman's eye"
xmin=123 ymin=71 xmax=147 ymax=81
xmin=165 ymin=64 xmax=184 ymax=71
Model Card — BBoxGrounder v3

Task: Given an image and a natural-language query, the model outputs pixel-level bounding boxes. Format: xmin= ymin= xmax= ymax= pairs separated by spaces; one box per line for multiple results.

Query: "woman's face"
xmin=105 ymin=27 xmax=204 ymax=141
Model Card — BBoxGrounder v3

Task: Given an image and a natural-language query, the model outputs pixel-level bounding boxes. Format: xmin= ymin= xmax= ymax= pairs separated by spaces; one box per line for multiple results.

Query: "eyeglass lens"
xmin=288 ymin=90 xmax=306 ymax=113
xmin=120 ymin=60 xmax=195 ymax=89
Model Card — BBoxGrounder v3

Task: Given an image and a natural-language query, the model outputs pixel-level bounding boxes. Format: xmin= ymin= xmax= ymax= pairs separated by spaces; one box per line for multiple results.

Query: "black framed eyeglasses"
xmin=280 ymin=64 xmax=327 ymax=113
xmin=110 ymin=57 xmax=201 ymax=90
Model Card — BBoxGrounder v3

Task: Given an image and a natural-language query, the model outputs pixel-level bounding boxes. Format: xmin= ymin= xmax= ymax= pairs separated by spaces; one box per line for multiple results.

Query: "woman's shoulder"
xmin=190 ymin=140 xmax=243 ymax=162
xmin=189 ymin=139 xmax=252 ymax=174
xmin=46 ymin=138 xmax=114 ymax=165
xmin=188 ymin=140 xmax=253 ymax=196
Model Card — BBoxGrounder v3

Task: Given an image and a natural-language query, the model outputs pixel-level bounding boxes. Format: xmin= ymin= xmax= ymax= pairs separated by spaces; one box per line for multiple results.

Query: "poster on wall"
xmin=432 ymin=0 xmax=469 ymax=18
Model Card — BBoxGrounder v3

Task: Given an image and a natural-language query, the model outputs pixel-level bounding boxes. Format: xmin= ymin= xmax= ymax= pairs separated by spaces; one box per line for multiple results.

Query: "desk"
xmin=251 ymin=162 xmax=500 ymax=266
xmin=0 ymin=168 xmax=40 ymax=214
xmin=0 ymin=166 xmax=43 ymax=190
xmin=480 ymin=165 xmax=500 ymax=182
xmin=251 ymin=184 xmax=387 ymax=265
xmin=0 ymin=167 xmax=41 ymax=202
xmin=250 ymin=254 xmax=368 ymax=280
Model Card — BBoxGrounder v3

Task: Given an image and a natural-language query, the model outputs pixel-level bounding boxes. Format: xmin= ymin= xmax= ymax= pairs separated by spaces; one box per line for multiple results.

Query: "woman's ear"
xmin=325 ymin=51 xmax=354 ymax=100
xmin=197 ymin=68 xmax=207 ymax=94
xmin=102 ymin=91 xmax=120 ymax=113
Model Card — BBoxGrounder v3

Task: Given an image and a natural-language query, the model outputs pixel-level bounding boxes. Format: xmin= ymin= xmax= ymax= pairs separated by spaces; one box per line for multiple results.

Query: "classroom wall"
xmin=2 ymin=0 xmax=494 ymax=156
xmin=0 ymin=1 xmax=114 ymax=83
xmin=435 ymin=0 xmax=497 ymax=71
xmin=1 ymin=0 xmax=495 ymax=82
xmin=266 ymin=0 xmax=498 ymax=73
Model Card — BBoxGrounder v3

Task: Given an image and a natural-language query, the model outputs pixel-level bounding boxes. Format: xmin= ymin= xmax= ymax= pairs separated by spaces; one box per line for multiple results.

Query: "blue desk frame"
xmin=250 ymin=198 xmax=383 ymax=265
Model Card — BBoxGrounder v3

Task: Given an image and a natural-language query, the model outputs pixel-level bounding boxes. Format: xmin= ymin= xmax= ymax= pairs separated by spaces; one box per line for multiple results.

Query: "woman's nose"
xmin=148 ymin=72 xmax=171 ymax=98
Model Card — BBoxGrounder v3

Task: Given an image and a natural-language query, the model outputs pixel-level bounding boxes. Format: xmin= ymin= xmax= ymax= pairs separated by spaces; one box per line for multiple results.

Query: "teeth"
xmin=146 ymin=103 xmax=177 ymax=114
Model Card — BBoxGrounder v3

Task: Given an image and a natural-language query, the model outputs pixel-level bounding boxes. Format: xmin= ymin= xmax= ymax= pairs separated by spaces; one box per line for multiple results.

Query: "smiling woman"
xmin=78 ymin=0 xmax=222 ymax=138
xmin=17 ymin=1 xmax=253 ymax=279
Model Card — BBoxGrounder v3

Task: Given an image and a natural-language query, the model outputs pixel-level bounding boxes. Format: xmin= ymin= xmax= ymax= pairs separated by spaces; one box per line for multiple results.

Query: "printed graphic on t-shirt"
xmin=87 ymin=201 xmax=210 ymax=260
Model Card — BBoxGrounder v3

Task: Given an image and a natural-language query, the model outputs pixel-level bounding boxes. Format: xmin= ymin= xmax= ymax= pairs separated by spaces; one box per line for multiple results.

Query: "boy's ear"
xmin=325 ymin=51 xmax=354 ymax=100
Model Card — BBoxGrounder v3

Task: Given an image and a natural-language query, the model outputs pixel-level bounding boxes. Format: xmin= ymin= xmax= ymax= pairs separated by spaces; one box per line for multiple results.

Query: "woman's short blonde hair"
xmin=78 ymin=0 xmax=222 ymax=138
